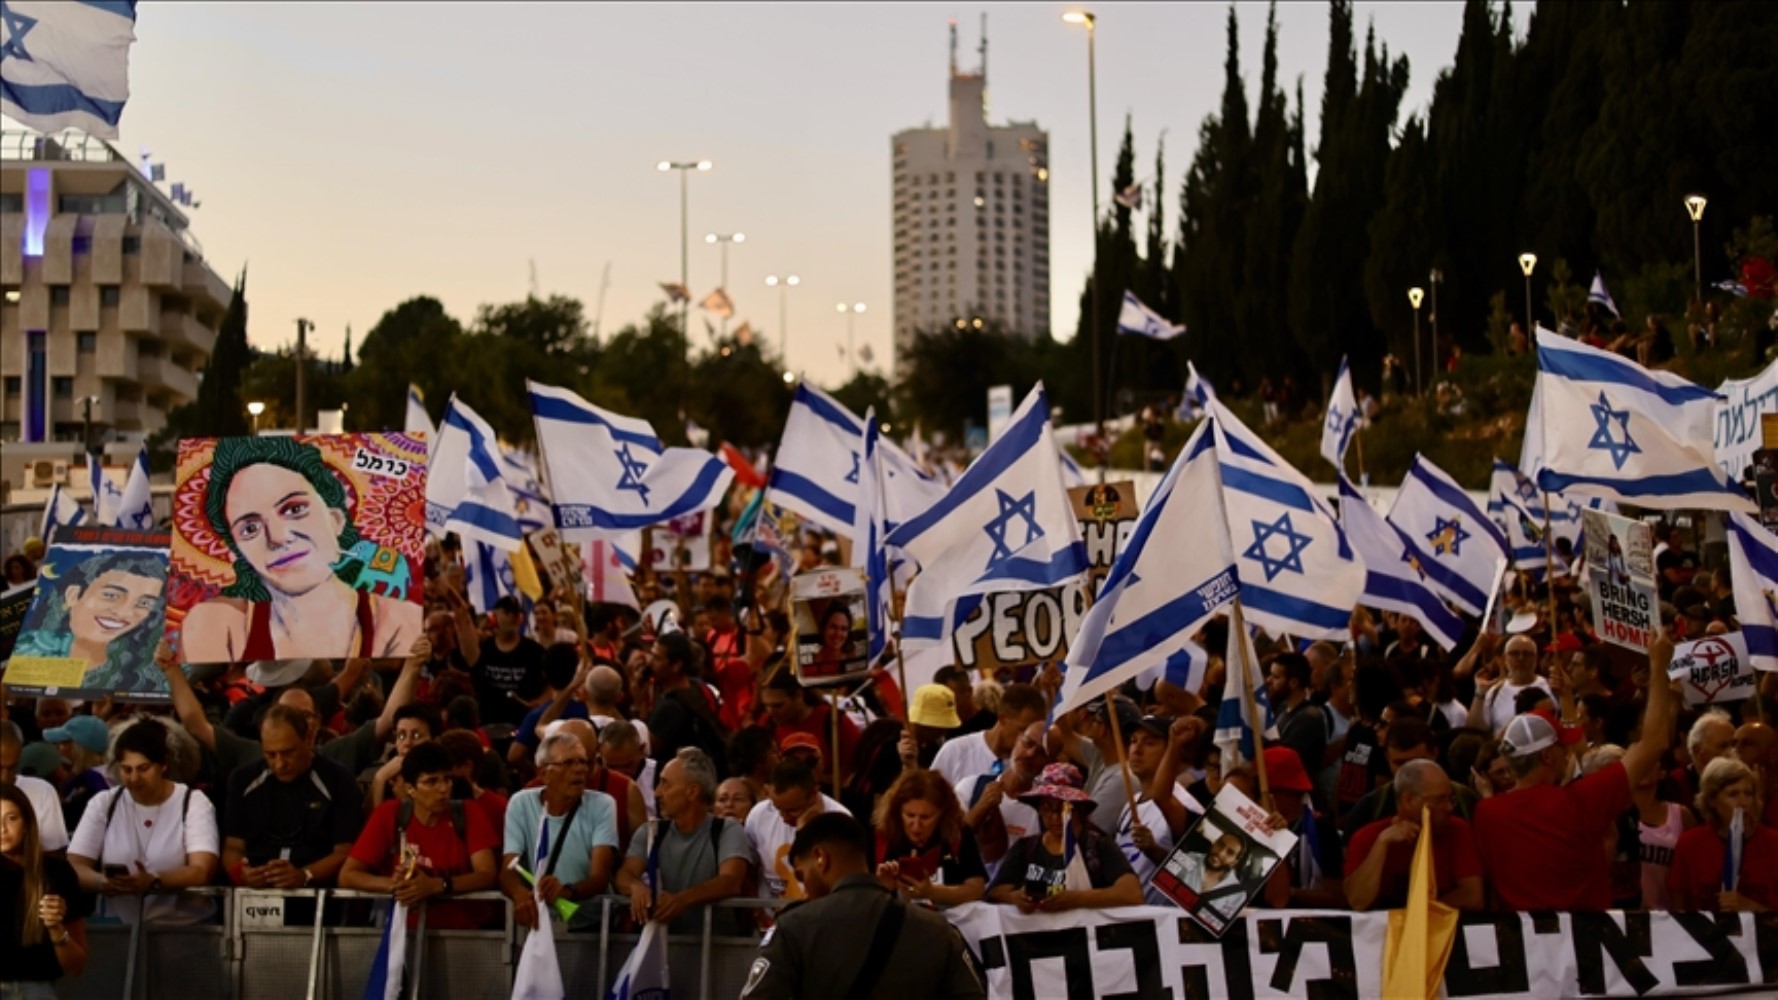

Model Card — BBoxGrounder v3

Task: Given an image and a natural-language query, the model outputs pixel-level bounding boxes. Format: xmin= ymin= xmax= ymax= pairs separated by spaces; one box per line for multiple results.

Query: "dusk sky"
xmin=31 ymin=2 xmax=1530 ymax=390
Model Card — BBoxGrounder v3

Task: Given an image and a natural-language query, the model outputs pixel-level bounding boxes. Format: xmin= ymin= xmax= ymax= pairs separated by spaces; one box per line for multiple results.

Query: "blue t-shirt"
xmin=514 ymin=700 xmax=590 ymax=750
xmin=502 ymin=788 xmax=619 ymax=928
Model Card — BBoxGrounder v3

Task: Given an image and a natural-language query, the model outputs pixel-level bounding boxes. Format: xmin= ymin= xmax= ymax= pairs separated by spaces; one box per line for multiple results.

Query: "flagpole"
xmin=827 ymin=688 xmax=843 ymax=797
xmin=1353 ymin=422 xmax=1367 ymax=487
xmin=1539 ymin=491 xmax=1558 ymax=640
xmin=1099 ymin=692 xmax=1142 ymax=828
xmin=1230 ymin=597 xmax=1271 ymax=806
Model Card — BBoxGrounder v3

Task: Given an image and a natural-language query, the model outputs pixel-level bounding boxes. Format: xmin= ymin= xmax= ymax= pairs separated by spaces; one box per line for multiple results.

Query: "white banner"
xmin=1716 ymin=358 xmax=1778 ymax=480
xmin=944 ymin=903 xmax=1777 ymax=999
xmin=1667 ymin=632 xmax=1759 ymax=706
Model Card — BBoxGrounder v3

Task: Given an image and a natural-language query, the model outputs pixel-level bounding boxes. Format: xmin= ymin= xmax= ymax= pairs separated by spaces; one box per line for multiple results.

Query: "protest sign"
xmin=1581 ymin=508 xmax=1658 ymax=652
xmin=6 ymin=526 xmax=170 ymax=701
xmin=952 ymin=482 xmax=1139 ymax=673
xmin=525 ymin=526 xmax=582 ymax=596
xmin=1150 ymin=784 xmax=1297 ymax=938
xmin=638 ymin=511 xmax=713 ymax=573
xmin=945 ymin=904 xmax=1778 ymax=1000
xmin=166 ymin=433 xmax=429 ymax=663
xmin=1713 ymin=356 xmax=1778 ymax=480
xmin=0 ymin=581 xmax=35 ymax=662
xmin=1666 ymin=632 xmax=1759 ymax=706
xmin=790 ymin=566 xmax=869 ymax=686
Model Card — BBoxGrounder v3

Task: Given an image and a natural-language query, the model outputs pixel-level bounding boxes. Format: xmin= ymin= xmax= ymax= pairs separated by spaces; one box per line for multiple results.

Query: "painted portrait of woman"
xmin=13 ymin=548 xmax=166 ymax=693
xmin=178 ymin=436 xmax=422 ymax=663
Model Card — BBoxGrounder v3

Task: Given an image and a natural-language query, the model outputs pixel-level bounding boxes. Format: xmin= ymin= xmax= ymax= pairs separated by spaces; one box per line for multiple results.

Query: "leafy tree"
xmin=829 ymin=372 xmax=894 ymax=428
xmin=345 ymin=296 xmax=465 ymax=433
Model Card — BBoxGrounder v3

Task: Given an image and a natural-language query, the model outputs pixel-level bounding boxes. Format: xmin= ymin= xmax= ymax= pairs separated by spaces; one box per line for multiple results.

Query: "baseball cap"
xmin=1500 ymin=709 xmax=1584 ymax=757
xmin=18 ymin=742 xmax=62 ymax=779
xmin=779 ymin=732 xmax=825 ymax=766
xmin=43 ymin=715 xmax=110 ymax=754
xmin=908 ymin=684 xmax=962 ymax=729
xmin=1089 ymin=695 xmax=1142 ymax=736
xmin=1133 ymin=714 xmax=1175 ymax=740
xmin=1261 ymin=746 xmax=1314 ymax=793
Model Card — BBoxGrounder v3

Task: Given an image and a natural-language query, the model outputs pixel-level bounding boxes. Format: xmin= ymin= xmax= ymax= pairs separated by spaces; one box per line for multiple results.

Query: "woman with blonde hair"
xmin=872 ymin=768 xmax=986 ymax=906
xmin=1668 ymin=756 xmax=1778 ymax=912
xmin=3 ymin=783 xmax=91 ymax=996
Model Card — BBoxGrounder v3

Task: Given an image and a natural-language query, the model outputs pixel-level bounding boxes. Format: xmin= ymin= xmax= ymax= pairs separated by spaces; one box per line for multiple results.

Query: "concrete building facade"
xmin=891 ymin=27 xmax=1050 ymax=373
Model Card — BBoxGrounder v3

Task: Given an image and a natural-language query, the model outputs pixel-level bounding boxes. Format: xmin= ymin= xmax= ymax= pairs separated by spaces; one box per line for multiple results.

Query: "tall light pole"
xmin=1063 ymin=8 xmax=1103 ymax=433
xmin=705 ymin=232 xmax=744 ymax=338
xmin=247 ymin=400 xmax=265 ymax=435
xmin=837 ymin=302 xmax=865 ymax=380
xmin=1408 ymin=287 xmax=1425 ymax=397
xmin=1518 ymin=253 xmax=1537 ymax=337
xmin=1428 ymin=268 xmax=1442 ymax=383
xmin=1685 ymin=193 xmax=1707 ymax=307
xmin=766 ymin=274 xmax=799 ymax=371
xmin=657 ymin=159 xmax=713 ymax=363
xmin=293 ymin=317 xmax=311 ymax=434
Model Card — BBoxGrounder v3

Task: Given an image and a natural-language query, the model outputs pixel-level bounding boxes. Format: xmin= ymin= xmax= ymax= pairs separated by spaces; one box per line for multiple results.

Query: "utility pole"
xmin=294 ymin=317 xmax=311 ymax=434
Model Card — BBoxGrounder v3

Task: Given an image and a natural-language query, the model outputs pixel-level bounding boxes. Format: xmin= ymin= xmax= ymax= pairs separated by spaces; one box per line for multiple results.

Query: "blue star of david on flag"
xmin=0 ymin=8 xmax=37 ymax=62
xmin=844 ymin=451 xmax=861 ymax=485
xmin=1244 ymin=512 xmax=1312 ymax=582
xmin=1399 ymin=545 xmax=1427 ymax=581
xmin=614 ymin=444 xmax=651 ymax=505
xmin=1587 ymin=391 xmax=1641 ymax=470
xmin=1424 ymin=515 xmax=1471 ymax=557
xmin=982 ymin=489 xmax=1044 ymax=572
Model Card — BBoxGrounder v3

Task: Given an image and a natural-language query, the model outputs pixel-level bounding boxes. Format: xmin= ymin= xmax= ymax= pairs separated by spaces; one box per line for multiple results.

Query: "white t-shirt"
xmin=17 ymin=776 xmax=67 ymax=852
xmin=1114 ymin=785 xmax=1204 ymax=906
xmin=953 ymin=773 xmax=1038 ymax=882
xmin=1435 ymin=699 xmax=1469 ymax=730
xmin=931 ymin=732 xmax=999 ymax=789
xmin=634 ymin=758 xmax=659 ymax=819
xmin=743 ymin=793 xmax=850 ymax=900
xmin=1482 ymin=677 xmax=1553 ymax=735
xmin=69 ymin=784 xmax=219 ymax=925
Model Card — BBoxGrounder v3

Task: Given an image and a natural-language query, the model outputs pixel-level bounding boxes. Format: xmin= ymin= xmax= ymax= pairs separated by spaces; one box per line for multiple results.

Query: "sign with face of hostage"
xmin=950 ymin=482 xmax=1139 ymax=673
xmin=1582 ymin=508 xmax=1657 ymax=653
xmin=6 ymin=526 xmax=171 ymax=701
xmin=166 ymin=433 xmax=429 ymax=664
xmin=1150 ymin=784 xmax=1297 ymax=938
xmin=791 ymin=566 xmax=869 ymax=686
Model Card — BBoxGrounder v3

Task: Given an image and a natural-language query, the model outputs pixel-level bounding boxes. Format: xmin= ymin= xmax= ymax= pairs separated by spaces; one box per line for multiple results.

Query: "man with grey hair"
xmin=499 ymin=731 xmax=618 ymax=930
xmin=1475 ymin=634 xmax=1678 ymax=911
xmin=599 ymin=719 xmax=658 ymax=819
xmin=1 ymin=719 xmax=69 ymax=850
xmin=1664 ymin=709 xmax=1735 ymax=808
xmin=1470 ymin=634 xmax=1553 ymax=736
xmin=615 ymin=747 xmax=751 ymax=934
xmin=1344 ymin=759 xmax=1483 ymax=911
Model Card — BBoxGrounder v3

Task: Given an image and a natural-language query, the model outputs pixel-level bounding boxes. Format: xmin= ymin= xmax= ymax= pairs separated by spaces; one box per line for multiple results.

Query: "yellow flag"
xmin=511 ymin=541 xmax=546 ymax=601
xmin=1382 ymin=805 xmax=1458 ymax=999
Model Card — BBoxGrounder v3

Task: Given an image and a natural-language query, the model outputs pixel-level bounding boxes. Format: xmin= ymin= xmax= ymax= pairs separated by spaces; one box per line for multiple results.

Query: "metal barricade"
xmin=538 ymin=895 xmax=781 ymax=1000
xmin=54 ymin=887 xmax=231 ymax=1000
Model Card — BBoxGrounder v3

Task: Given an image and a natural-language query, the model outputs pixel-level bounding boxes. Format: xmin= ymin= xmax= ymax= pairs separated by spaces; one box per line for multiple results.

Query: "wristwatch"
xmin=149 ymin=876 xmax=164 ymax=893
xmin=53 ymin=930 xmax=71 ymax=946
xmin=301 ymin=868 xmax=314 ymax=888
xmin=442 ymin=874 xmax=455 ymax=896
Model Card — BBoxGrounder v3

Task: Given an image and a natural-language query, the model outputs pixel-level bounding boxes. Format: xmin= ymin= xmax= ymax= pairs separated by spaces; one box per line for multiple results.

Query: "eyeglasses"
xmin=545 ymin=758 xmax=591 ymax=769
xmin=394 ymin=731 xmax=428 ymax=743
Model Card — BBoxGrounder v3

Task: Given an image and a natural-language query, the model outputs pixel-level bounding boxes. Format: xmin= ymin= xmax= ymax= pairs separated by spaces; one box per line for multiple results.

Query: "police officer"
xmin=740 ymin=812 xmax=984 ymax=1000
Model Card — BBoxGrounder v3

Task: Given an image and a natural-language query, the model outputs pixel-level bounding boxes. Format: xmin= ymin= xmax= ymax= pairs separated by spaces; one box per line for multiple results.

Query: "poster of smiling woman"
xmin=166 ymin=433 xmax=428 ymax=664
xmin=5 ymin=526 xmax=171 ymax=700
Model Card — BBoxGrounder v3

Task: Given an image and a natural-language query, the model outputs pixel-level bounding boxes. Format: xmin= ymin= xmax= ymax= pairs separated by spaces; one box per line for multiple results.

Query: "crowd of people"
xmin=1 ymin=510 xmax=1774 ymax=999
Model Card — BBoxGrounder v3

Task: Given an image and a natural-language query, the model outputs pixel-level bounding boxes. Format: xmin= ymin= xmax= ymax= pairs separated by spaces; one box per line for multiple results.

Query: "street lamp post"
xmin=837 ymin=302 xmax=865 ymax=379
xmin=705 ymin=232 xmax=745 ymax=338
xmin=293 ymin=317 xmax=311 ymax=434
xmin=766 ymin=274 xmax=799 ymax=371
xmin=247 ymin=400 xmax=265 ymax=435
xmin=1685 ymin=194 xmax=1708 ymax=306
xmin=1428 ymin=268 xmax=1442 ymax=385
xmin=657 ymin=159 xmax=713 ymax=362
xmin=1063 ymin=8 xmax=1103 ymax=433
xmin=1518 ymin=253 xmax=1537 ymax=337
xmin=1407 ymin=287 xmax=1425 ymax=397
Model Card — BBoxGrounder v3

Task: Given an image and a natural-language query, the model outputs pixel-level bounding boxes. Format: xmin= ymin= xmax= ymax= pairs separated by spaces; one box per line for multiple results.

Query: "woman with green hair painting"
xmin=181 ymin=436 xmax=421 ymax=663
xmin=13 ymin=550 xmax=166 ymax=693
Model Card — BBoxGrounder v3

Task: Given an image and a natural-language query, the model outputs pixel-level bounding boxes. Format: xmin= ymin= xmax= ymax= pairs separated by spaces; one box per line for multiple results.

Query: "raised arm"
xmin=155 ymin=639 xmax=215 ymax=752
xmin=373 ymin=639 xmax=429 ymax=742
xmin=1621 ymin=633 xmax=1677 ymax=787
xmin=1150 ymin=717 xmax=1207 ymax=838
xmin=444 ymin=587 xmax=482 ymax=668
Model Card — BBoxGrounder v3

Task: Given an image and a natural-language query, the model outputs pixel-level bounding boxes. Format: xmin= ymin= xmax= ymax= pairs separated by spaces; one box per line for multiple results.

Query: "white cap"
xmin=1500 ymin=710 xmax=1580 ymax=758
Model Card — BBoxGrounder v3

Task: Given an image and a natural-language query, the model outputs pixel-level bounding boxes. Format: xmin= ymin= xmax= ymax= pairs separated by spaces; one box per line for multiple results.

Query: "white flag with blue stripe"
xmin=40 ymin=483 xmax=86 ymax=538
xmin=1486 ymin=460 xmax=1549 ymax=577
xmin=500 ymin=447 xmax=552 ymax=534
xmin=529 ymin=382 xmax=734 ymax=541
xmin=1209 ymin=399 xmax=1364 ymax=641
xmin=1589 ymin=271 xmax=1620 ymax=318
xmin=766 ymin=382 xmax=866 ymax=536
xmin=1320 ymin=356 xmax=1362 ymax=470
xmin=1339 ymin=474 xmax=1466 ymax=651
xmin=1177 ymin=361 xmax=1218 ymax=421
xmin=1058 ymin=446 xmax=1088 ymax=489
xmin=1535 ymin=328 xmax=1753 ymax=511
xmin=426 ymin=396 xmax=524 ymax=550
xmin=362 ymin=899 xmax=408 ymax=1000
xmin=1059 ymin=420 xmax=1237 ymax=713
xmin=87 ymin=452 xmax=123 ymax=527
xmin=114 ymin=445 xmax=152 ymax=530
xmin=1387 ymin=455 xmax=1510 ymax=617
xmin=465 ymin=538 xmax=520 ymax=615
xmin=1728 ymin=513 xmax=1778 ymax=673
xmin=1213 ymin=622 xmax=1276 ymax=771
xmin=605 ymin=919 xmax=670 ymax=1000
xmin=887 ymin=384 xmax=1088 ymax=650
xmin=1115 ymin=290 xmax=1185 ymax=340
xmin=0 ymin=0 xmax=136 ymax=140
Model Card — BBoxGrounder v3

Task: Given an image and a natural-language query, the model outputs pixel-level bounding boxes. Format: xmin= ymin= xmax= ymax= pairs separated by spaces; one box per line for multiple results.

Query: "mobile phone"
xmin=103 ymin=864 xmax=129 ymax=879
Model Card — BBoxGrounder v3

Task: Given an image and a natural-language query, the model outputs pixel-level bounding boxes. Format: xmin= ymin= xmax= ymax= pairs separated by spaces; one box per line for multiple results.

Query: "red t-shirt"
xmin=469 ymin=790 xmax=508 ymax=834
xmin=707 ymin=628 xmax=754 ymax=731
xmin=773 ymin=702 xmax=861 ymax=778
xmin=1474 ymin=761 xmax=1631 ymax=910
xmin=349 ymin=799 xmax=501 ymax=929
xmin=1344 ymin=816 xmax=1482 ymax=909
xmin=1667 ymin=823 xmax=1778 ymax=912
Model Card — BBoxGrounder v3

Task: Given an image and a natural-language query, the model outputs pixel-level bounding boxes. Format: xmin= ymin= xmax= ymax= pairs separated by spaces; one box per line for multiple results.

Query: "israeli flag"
xmin=529 ymin=381 xmax=734 ymax=541
xmin=1727 ymin=513 xmax=1778 ymax=672
xmin=1534 ymin=328 xmax=1753 ymax=511
xmin=1486 ymin=460 xmax=1549 ymax=577
xmin=1520 ymin=376 xmax=1547 ymax=482
xmin=1320 ymin=356 xmax=1361 ymax=470
xmin=1340 ymin=474 xmax=1466 ymax=651
xmin=1177 ymin=361 xmax=1219 ymax=421
xmin=114 ymin=445 xmax=153 ymax=530
xmin=1115 ymin=290 xmax=1185 ymax=340
xmin=361 ymin=899 xmax=408 ymax=1000
xmin=1134 ymin=641 xmax=1210 ymax=694
xmin=887 ymin=384 xmax=1088 ymax=650
xmin=1058 ymin=446 xmax=1089 ymax=489
xmin=500 ymin=447 xmax=552 ymax=534
xmin=1213 ymin=622 xmax=1276 ymax=771
xmin=427 ymin=396 xmax=524 ymax=550
xmin=87 ymin=453 xmax=124 ymax=527
xmin=1387 ymin=455 xmax=1509 ymax=616
xmin=404 ymin=384 xmax=433 ymax=443
xmin=465 ymin=538 xmax=520 ymax=615
xmin=853 ymin=410 xmax=894 ymax=666
xmin=40 ymin=483 xmax=87 ymax=539
xmin=0 ymin=0 xmax=137 ymax=140
xmin=1209 ymin=399 xmax=1363 ymax=640
xmin=766 ymin=383 xmax=866 ymax=536
xmin=1589 ymin=271 xmax=1620 ymax=318
xmin=604 ymin=920 xmax=670 ymax=1000
xmin=1059 ymin=420 xmax=1237 ymax=713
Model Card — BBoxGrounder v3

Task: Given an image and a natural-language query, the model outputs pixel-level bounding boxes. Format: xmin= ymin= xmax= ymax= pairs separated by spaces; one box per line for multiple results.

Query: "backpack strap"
xmin=104 ymin=786 xmax=126 ymax=826
xmin=541 ymin=796 xmax=583 ymax=879
xmin=844 ymin=896 xmax=907 ymax=1000
xmin=449 ymin=800 xmax=467 ymax=845
xmin=709 ymin=816 xmax=726 ymax=858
